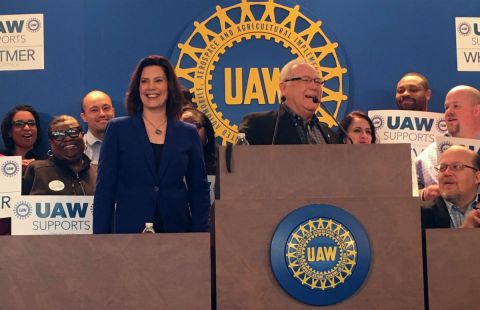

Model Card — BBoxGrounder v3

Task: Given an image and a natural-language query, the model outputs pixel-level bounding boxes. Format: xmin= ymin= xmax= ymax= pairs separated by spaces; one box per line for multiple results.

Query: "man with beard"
xmin=22 ymin=115 xmax=97 ymax=195
xmin=395 ymin=72 xmax=431 ymax=111
xmin=238 ymin=58 xmax=339 ymax=145
xmin=415 ymin=85 xmax=480 ymax=201
xmin=80 ymin=90 xmax=115 ymax=164
xmin=421 ymin=146 xmax=480 ymax=228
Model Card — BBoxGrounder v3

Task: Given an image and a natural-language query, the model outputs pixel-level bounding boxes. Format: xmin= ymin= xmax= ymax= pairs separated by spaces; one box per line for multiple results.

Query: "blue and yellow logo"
xmin=271 ymin=204 xmax=370 ymax=306
xmin=172 ymin=0 xmax=348 ymax=144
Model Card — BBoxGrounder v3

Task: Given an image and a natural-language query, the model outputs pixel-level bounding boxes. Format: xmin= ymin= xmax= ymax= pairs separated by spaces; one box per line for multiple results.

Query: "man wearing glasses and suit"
xmin=421 ymin=145 xmax=480 ymax=229
xmin=238 ymin=58 xmax=339 ymax=145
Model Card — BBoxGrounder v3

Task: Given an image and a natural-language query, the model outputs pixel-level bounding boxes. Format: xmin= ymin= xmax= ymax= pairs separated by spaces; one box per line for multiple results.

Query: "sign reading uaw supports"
xmin=0 ymin=156 xmax=22 ymax=219
xmin=0 ymin=14 xmax=44 ymax=71
xmin=369 ymin=110 xmax=447 ymax=160
xmin=172 ymin=0 xmax=349 ymax=144
xmin=11 ymin=196 xmax=93 ymax=235
xmin=456 ymin=17 xmax=480 ymax=72
xmin=271 ymin=204 xmax=371 ymax=306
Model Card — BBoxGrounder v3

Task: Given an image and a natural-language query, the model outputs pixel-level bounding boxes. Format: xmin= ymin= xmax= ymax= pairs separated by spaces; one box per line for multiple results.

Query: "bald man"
xmin=421 ymin=146 xmax=480 ymax=228
xmin=80 ymin=90 xmax=115 ymax=164
xmin=415 ymin=85 xmax=480 ymax=200
xmin=238 ymin=58 xmax=339 ymax=145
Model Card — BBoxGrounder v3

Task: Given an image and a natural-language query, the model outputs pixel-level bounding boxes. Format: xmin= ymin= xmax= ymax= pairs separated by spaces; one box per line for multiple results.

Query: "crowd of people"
xmin=1 ymin=55 xmax=479 ymax=235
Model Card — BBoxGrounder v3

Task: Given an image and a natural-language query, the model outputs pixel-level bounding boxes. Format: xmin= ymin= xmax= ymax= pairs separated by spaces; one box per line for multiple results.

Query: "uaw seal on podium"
xmin=270 ymin=204 xmax=371 ymax=306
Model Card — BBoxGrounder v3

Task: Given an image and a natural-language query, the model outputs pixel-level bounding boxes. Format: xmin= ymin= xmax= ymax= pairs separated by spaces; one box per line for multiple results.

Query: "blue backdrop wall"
xmin=0 ymin=0 xmax=479 ymax=150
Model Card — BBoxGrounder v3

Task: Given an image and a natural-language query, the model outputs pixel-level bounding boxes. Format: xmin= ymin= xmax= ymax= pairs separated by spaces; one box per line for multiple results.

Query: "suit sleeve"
xmin=93 ymin=121 xmax=119 ymax=233
xmin=239 ymin=113 xmax=264 ymax=145
xmin=22 ymin=164 xmax=35 ymax=195
xmin=185 ymin=128 xmax=211 ymax=232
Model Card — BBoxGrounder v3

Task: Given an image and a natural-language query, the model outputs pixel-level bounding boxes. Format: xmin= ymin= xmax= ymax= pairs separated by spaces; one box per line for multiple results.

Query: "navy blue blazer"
xmin=93 ymin=114 xmax=210 ymax=233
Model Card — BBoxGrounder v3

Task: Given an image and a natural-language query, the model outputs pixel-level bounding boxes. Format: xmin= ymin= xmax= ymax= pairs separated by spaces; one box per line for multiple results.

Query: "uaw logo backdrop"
xmin=171 ymin=0 xmax=348 ymax=144
xmin=271 ymin=204 xmax=371 ymax=306
xmin=436 ymin=136 xmax=480 ymax=158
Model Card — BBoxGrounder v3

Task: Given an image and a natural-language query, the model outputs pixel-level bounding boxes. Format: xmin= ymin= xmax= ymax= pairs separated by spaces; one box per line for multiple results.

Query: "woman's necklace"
xmin=143 ymin=115 xmax=167 ymax=135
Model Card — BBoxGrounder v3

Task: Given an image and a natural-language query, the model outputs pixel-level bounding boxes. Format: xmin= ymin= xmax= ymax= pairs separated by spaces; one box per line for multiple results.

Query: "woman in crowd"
xmin=180 ymin=107 xmax=217 ymax=175
xmin=22 ymin=115 xmax=97 ymax=195
xmin=1 ymin=105 xmax=43 ymax=167
xmin=338 ymin=111 xmax=377 ymax=144
xmin=93 ymin=55 xmax=210 ymax=234
xmin=0 ymin=105 xmax=43 ymax=234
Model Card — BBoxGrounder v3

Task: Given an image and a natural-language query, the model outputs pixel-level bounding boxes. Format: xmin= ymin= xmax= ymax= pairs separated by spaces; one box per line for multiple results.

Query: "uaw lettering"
xmin=455 ymin=17 xmax=480 ymax=71
xmin=270 ymin=204 xmax=370 ymax=306
xmin=0 ymin=14 xmax=44 ymax=71
xmin=172 ymin=0 xmax=348 ymax=144
xmin=11 ymin=196 xmax=93 ymax=235
xmin=369 ymin=110 xmax=447 ymax=160
xmin=436 ymin=136 xmax=480 ymax=159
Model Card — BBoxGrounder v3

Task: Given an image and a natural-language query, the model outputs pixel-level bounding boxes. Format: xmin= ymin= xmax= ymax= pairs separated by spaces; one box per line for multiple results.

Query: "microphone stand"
xmin=313 ymin=97 xmax=353 ymax=144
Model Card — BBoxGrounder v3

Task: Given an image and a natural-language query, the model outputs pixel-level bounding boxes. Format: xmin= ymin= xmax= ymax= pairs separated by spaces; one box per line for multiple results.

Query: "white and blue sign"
xmin=270 ymin=204 xmax=371 ymax=306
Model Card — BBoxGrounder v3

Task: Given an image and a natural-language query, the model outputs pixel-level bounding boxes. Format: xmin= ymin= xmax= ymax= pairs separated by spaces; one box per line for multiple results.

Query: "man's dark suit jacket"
xmin=238 ymin=107 xmax=339 ymax=145
xmin=421 ymin=197 xmax=451 ymax=229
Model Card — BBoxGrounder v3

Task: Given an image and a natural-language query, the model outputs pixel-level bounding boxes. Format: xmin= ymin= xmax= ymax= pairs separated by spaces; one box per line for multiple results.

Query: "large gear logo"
xmin=285 ymin=218 xmax=357 ymax=290
xmin=271 ymin=204 xmax=371 ymax=306
xmin=14 ymin=201 xmax=32 ymax=220
xmin=172 ymin=0 xmax=348 ymax=144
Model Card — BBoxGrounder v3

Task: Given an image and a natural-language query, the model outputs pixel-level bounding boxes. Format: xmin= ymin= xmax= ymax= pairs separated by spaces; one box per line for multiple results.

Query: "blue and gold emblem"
xmin=271 ymin=204 xmax=370 ymax=306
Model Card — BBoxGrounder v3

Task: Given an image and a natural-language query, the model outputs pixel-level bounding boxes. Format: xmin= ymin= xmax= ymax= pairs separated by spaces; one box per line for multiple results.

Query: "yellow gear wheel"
xmin=174 ymin=0 xmax=348 ymax=145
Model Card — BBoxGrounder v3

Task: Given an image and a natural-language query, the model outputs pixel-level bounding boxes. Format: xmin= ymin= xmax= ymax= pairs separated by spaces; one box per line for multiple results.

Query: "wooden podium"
xmin=425 ymin=229 xmax=480 ymax=310
xmin=0 ymin=234 xmax=211 ymax=310
xmin=214 ymin=144 xmax=425 ymax=309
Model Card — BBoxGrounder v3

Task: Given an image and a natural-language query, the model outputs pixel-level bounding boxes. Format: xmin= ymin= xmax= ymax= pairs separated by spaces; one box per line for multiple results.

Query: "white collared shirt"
xmin=83 ymin=130 xmax=102 ymax=164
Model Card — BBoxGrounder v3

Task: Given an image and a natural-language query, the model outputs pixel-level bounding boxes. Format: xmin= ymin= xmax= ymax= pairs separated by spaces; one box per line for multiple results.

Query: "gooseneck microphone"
xmin=271 ymin=96 xmax=286 ymax=145
xmin=312 ymin=96 xmax=353 ymax=144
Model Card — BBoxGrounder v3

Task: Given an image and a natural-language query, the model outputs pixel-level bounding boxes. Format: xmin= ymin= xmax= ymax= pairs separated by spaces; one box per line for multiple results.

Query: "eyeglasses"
xmin=49 ymin=127 xmax=82 ymax=141
xmin=284 ymin=76 xmax=325 ymax=86
xmin=434 ymin=163 xmax=479 ymax=173
xmin=12 ymin=119 xmax=36 ymax=128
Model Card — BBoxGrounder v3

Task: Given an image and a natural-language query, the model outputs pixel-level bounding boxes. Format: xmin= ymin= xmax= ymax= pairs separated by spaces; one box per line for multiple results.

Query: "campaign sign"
xmin=436 ymin=136 xmax=480 ymax=158
xmin=0 ymin=14 xmax=44 ymax=71
xmin=369 ymin=110 xmax=447 ymax=160
xmin=11 ymin=196 xmax=93 ymax=235
xmin=270 ymin=204 xmax=371 ymax=306
xmin=455 ymin=17 xmax=480 ymax=72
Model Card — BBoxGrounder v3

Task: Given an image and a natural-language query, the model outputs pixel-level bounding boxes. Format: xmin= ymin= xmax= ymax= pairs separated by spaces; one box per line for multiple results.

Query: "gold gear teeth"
xmin=174 ymin=0 xmax=348 ymax=145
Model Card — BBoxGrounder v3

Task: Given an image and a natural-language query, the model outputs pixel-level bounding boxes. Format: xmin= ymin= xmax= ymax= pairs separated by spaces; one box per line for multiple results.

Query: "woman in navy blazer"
xmin=93 ymin=55 xmax=210 ymax=233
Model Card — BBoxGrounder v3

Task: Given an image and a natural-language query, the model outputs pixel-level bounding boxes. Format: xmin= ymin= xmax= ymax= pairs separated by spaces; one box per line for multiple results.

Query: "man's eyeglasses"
xmin=284 ymin=76 xmax=325 ymax=86
xmin=434 ymin=163 xmax=479 ymax=173
xmin=12 ymin=119 xmax=36 ymax=128
xmin=49 ymin=127 xmax=82 ymax=141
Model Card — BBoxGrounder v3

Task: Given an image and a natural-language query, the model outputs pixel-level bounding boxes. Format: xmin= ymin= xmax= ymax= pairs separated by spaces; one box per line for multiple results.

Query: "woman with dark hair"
xmin=1 ymin=104 xmax=42 ymax=166
xmin=338 ymin=111 xmax=377 ymax=144
xmin=180 ymin=107 xmax=217 ymax=175
xmin=93 ymin=55 xmax=210 ymax=234
xmin=1 ymin=104 xmax=42 ymax=235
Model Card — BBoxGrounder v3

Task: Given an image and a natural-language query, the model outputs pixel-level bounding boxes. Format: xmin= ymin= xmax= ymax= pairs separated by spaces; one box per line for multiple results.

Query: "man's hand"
xmin=421 ymin=184 xmax=440 ymax=201
xmin=461 ymin=207 xmax=480 ymax=228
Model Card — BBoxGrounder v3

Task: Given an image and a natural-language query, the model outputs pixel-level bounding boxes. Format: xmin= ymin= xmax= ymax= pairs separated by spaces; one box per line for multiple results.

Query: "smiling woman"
xmin=22 ymin=115 xmax=97 ymax=195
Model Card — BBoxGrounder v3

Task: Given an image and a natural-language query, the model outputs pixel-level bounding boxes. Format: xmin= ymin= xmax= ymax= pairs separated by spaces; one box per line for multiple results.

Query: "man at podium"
xmin=238 ymin=58 xmax=339 ymax=145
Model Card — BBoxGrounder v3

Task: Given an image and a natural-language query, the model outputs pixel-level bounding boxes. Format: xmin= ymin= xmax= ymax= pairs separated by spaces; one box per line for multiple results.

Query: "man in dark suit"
xmin=238 ymin=58 xmax=339 ymax=145
xmin=421 ymin=145 xmax=480 ymax=229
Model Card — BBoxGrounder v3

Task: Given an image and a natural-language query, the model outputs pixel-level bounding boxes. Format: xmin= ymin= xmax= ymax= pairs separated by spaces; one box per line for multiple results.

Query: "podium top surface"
xmin=219 ymin=144 xmax=412 ymax=200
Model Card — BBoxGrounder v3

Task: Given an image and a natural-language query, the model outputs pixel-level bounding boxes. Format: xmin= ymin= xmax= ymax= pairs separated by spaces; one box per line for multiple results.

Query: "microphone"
xmin=312 ymin=96 xmax=353 ymax=144
xmin=271 ymin=96 xmax=286 ymax=145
